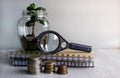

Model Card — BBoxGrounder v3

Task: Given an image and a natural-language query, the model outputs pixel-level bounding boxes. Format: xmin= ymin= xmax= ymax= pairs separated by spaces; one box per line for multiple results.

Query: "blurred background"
xmin=0 ymin=0 xmax=120 ymax=50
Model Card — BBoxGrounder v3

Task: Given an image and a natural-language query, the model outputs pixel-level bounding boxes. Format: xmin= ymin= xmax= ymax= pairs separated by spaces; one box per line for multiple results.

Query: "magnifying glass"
xmin=37 ymin=30 xmax=92 ymax=54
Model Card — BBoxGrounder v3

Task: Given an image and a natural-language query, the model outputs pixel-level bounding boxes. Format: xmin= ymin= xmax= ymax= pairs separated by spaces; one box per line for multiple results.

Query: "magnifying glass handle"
xmin=69 ymin=43 xmax=92 ymax=52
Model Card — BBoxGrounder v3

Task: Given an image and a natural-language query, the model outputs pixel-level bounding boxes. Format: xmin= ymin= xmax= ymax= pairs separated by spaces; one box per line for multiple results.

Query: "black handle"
xmin=69 ymin=43 xmax=92 ymax=52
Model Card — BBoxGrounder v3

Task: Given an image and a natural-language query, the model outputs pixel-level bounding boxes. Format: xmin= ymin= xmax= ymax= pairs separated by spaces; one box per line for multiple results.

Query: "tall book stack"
xmin=9 ymin=49 xmax=94 ymax=67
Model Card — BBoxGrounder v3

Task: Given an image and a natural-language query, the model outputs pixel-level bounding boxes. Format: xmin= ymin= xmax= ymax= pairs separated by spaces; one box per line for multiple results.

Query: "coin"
xmin=57 ymin=64 xmax=68 ymax=74
xmin=27 ymin=56 xmax=41 ymax=75
xmin=44 ymin=60 xmax=55 ymax=74
xmin=45 ymin=60 xmax=55 ymax=65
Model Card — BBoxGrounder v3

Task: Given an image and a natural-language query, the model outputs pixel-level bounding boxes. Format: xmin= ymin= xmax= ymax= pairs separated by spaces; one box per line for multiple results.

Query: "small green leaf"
xmin=27 ymin=3 xmax=36 ymax=10
xmin=27 ymin=7 xmax=33 ymax=10
xmin=30 ymin=15 xmax=37 ymax=23
xmin=35 ymin=7 xmax=46 ymax=11
xmin=39 ymin=19 xmax=45 ymax=25
xmin=25 ymin=21 xmax=34 ymax=27
xmin=30 ymin=3 xmax=36 ymax=9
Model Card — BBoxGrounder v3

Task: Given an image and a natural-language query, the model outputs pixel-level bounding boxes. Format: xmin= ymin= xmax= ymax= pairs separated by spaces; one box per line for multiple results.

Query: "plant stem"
xmin=32 ymin=23 xmax=35 ymax=37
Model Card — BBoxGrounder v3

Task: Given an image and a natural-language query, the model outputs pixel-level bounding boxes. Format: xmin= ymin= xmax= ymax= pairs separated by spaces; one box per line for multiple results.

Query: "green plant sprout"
xmin=26 ymin=3 xmax=46 ymax=37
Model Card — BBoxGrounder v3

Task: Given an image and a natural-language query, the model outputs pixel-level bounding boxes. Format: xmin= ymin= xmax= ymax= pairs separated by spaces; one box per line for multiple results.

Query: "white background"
xmin=0 ymin=0 xmax=120 ymax=49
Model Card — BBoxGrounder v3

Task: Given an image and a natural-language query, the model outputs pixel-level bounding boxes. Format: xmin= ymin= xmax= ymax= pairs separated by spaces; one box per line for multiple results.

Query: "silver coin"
xmin=27 ymin=56 xmax=41 ymax=75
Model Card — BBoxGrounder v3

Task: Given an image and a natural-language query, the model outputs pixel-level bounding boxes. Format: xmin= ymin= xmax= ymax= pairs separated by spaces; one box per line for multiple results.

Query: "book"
xmin=9 ymin=49 xmax=94 ymax=67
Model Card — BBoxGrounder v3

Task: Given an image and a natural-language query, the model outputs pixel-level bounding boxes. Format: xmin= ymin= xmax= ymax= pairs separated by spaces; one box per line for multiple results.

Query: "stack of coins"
xmin=57 ymin=64 xmax=68 ymax=74
xmin=27 ymin=56 xmax=41 ymax=75
xmin=44 ymin=60 xmax=55 ymax=74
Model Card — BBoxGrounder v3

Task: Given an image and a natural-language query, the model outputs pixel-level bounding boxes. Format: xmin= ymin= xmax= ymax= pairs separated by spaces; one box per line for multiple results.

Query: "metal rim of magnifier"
xmin=37 ymin=30 xmax=62 ymax=54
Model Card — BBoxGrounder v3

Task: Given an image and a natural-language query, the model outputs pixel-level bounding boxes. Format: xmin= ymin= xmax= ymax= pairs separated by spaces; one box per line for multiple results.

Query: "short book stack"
xmin=9 ymin=49 xmax=94 ymax=67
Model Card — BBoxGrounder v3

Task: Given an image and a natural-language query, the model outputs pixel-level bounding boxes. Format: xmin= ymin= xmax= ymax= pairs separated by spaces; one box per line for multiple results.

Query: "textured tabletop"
xmin=0 ymin=49 xmax=120 ymax=78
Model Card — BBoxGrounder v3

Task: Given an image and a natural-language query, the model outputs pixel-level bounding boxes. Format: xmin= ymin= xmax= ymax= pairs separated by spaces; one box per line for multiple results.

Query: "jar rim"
xmin=22 ymin=10 xmax=47 ymax=17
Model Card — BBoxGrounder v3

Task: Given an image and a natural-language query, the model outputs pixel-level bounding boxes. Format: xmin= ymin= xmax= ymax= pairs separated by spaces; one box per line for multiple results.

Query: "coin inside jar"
xmin=44 ymin=60 xmax=55 ymax=74
xmin=27 ymin=56 xmax=41 ymax=75
xmin=57 ymin=64 xmax=68 ymax=74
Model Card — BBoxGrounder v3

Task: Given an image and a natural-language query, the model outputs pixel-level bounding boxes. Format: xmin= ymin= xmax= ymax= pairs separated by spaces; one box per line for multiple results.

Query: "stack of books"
xmin=9 ymin=49 xmax=94 ymax=67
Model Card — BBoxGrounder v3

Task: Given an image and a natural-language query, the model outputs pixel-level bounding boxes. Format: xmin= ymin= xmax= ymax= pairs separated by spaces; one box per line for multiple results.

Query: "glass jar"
xmin=18 ymin=10 xmax=50 ymax=51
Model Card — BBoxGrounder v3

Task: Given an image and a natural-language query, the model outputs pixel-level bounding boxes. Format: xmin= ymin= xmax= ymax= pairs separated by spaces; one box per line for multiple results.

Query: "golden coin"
xmin=57 ymin=64 xmax=68 ymax=74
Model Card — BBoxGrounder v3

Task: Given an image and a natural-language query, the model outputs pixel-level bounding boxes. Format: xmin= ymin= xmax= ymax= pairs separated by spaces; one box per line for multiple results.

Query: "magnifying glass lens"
xmin=40 ymin=33 xmax=59 ymax=53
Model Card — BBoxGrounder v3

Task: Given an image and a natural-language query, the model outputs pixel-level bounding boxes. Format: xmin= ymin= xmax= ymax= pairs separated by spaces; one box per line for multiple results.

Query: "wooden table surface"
xmin=0 ymin=49 xmax=120 ymax=78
